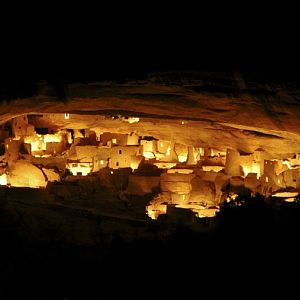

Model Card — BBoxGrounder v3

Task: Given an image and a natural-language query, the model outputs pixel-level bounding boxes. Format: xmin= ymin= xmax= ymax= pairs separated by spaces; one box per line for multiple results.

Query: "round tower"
xmin=225 ymin=148 xmax=241 ymax=176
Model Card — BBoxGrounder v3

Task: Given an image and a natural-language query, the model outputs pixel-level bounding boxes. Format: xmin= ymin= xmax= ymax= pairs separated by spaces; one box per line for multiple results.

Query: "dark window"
xmin=119 ymin=150 xmax=122 ymax=154
xmin=0 ymin=144 xmax=5 ymax=155
xmin=35 ymin=128 xmax=48 ymax=135
xmin=116 ymin=162 xmax=119 ymax=167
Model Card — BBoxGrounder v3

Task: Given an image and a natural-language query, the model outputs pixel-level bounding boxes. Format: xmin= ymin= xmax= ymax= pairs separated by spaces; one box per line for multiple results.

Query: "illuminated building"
xmin=1 ymin=113 xmax=300 ymax=221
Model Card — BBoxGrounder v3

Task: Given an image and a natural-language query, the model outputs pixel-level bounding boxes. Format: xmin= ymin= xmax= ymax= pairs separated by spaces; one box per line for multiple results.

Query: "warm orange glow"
xmin=24 ymin=133 xmax=62 ymax=154
xmin=178 ymin=155 xmax=187 ymax=163
xmin=0 ymin=173 xmax=7 ymax=185
xmin=8 ymin=162 xmax=47 ymax=188
xmin=202 ymin=166 xmax=224 ymax=172
xmin=167 ymin=169 xmax=194 ymax=174
xmin=67 ymin=132 xmax=73 ymax=144
xmin=33 ymin=154 xmax=52 ymax=158
xmin=146 ymin=202 xmax=167 ymax=219
xmin=175 ymin=204 xmax=219 ymax=218
xmin=226 ymin=192 xmax=239 ymax=203
xmin=196 ymin=208 xmax=219 ymax=218
xmin=153 ymin=162 xmax=177 ymax=169
xmin=143 ymin=151 xmax=155 ymax=160
xmin=24 ymin=135 xmax=45 ymax=152
xmin=4 ymin=112 xmax=300 ymax=223
xmin=282 ymin=160 xmax=292 ymax=169
xmin=284 ymin=198 xmax=296 ymax=203
xmin=44 ymin=134 xmax=62 ymax=143
xmin=130 ymin=156 xmax=143 ymax=170
xmin=272 ymin=192 xmax=298 ymax=202
xmin=272 ymin=192 xmax=298 ymax=198
xmin=242 ymin=163 xmax=261 ymax=178
xmin=166 ymin=146 xmax=171 ymax=156
xmin=147 ymin=198 xmax=219 ymax=219
xmin=67 ymin=163 xmax=92 ymax=176
xmin=124 ymin=117 xmax=139 ymax=124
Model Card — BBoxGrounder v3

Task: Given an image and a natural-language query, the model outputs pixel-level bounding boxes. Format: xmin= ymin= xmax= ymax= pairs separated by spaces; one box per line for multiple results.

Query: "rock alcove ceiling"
xmin=1 ymin=79 xmax=300 ymax=158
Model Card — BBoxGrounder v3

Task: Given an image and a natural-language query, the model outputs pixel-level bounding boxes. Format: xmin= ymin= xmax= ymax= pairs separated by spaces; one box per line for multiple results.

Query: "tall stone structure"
xmin=225 ymin=148 xmax=241 ymax=176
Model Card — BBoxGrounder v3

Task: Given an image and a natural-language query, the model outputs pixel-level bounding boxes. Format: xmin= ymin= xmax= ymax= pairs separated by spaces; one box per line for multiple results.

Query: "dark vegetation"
xmin=0 ymin=189 xmax=300 ymax=298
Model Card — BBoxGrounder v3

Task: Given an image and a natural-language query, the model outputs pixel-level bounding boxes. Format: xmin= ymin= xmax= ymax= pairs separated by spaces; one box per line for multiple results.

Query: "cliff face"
xmin=1 ymin=75 xmax=300 ymax=158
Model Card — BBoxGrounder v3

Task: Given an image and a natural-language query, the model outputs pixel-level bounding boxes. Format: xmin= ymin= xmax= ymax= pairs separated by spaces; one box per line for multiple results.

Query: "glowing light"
xmin=153 ymin=162 xmax=177 ymax=169
xmin=64 ymin=113 xmax=70 ymax=119
xmin=252 ymin=163 xmax=261 ymax=178
xmin=272 ymin=192 xmax=298 ymax=202
xmin=284 ymin=198 xmax=296 ymax=203
xmin=24 ymin=135 xmax=45 ymax=152
xmin=67 ymin=163 xmax=92 ymax=176
xmin=202 ymin=166 xmax=224 ymax=172
xmin=123 ymin=117 xmax=139 ymax=124
xmin=181 ymin=121 xmax=185 ymax=125
xmin=282 ymin=160 xmax=292 ymax=169
xmin=0 ymin=173 xmax=7 ymax=185
xmin=242 ymin=162 xmax=261 ymax=178
xmin=178 ymin=155 xmax=187 ymax=163
xmin=175 ymin=204 xmax=219 ymax=218
xmin=146 ymin=202 xmax=167 ymax=220
xmin=7 ymin=162 xmax=48 ymax=188
xmin=242 ymin=166 xmax=251 ymax=177
xmin=166 ymin=146 xmax=171 ymax=156
xmin=67 ymin=133 xmax=73 ymax=144
xmin=100 ymin=160 xmax=104 ymax=165
xmin=33 ymin=154 xmax=52 ymax=158
xmin=112 ymin=139 xmax=117 ymax=144
xmin=110 ymin=170 xmax=114 ymax=175
xmin=147 ymin=197 xmax=219 ymax=219
xmin=196 ymin=208 xmax=219 ymax=218
xmin=272 ymin=192 xmax=298 ymax=198
xmin=226 ymin=192 xmax=239 ymax=203
xmin=24 ymin=133 xmax=62 ymax=153
xmin=146 ymin=192 xmax=219 ymax=220
xmin=44 ymin=134 xmax=62 ymax=143
xmin=130 ymin=157 xmax=142 ymax=170
xmin=143 ymin=151 xmax=155 ymax=160
xmin=167 ymin=169 xmax=194 ymax=174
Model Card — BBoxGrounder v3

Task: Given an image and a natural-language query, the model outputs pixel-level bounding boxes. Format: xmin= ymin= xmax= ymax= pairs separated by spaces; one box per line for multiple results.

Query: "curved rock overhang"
xmin=1 ymin=80 xmax=300 ymax=158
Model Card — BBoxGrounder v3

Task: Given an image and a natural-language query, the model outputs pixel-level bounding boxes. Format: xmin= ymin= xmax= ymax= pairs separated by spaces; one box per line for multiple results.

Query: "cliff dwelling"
xmin=2 ymin=9 xmax=299 ymax=298
xmin=2 ymin=79 xmax=300 ymax=222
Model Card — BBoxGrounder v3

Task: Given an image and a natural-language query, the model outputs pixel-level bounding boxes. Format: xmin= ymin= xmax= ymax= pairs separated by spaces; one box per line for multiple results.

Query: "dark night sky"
xmin=1 ymin=5 xmax=299 ymax=82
